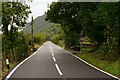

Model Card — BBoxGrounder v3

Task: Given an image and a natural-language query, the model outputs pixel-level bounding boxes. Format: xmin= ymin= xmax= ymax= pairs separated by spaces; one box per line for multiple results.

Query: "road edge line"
xmin=5 ymin=46 xmax=43 ymax=80
xmin=49 ymin=42 xmax=120 ymax=79
xmin=65 ymin=50 xmax=119 ymax=80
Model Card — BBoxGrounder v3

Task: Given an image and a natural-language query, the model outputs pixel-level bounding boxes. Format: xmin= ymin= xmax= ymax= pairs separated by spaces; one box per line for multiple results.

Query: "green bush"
xmin=51 ymin=34 xmax=62 ymax=44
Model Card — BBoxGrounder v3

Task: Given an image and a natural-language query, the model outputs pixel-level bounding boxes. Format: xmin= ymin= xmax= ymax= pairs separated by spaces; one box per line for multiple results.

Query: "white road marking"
xmin=54 ymin=45 xmax=64 ymax=50
xmin=50 ymin=46 xmax=54 ymax=53
xmin=5 ymin=45 xmax=43 ymax=80
xmin=65 ymin=50 xmax=120 ymax=80
xmin=55 ymin=64 xmax=63 ymax=76
xmin=53 ymin=57 xmax=56 ymax=62
xmin=52 ymin=42 xmax=119 ymax=80
xmin=50 ymin=45 xmax=63 ymax=76
xmin=52 ymin=54 xmax=54 ymax=57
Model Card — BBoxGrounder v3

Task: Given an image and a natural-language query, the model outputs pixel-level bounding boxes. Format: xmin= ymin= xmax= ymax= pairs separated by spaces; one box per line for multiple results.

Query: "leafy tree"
xmin=93 ymin=2 xmax=120 ymax=59
xmin=33 ymin=33 xmax=46 ymax=44
xmin=2 ymin=2 xmax=31 ymax=62
xmin=2 ymin=2 xmax=31 ymax=35
xmin=46 ymin=2 xmax=120 ymax=61
xmin=51 ymin=34 xmax=62 ymax=44
xmin=46 ymin=2 xmax=82 ymax=49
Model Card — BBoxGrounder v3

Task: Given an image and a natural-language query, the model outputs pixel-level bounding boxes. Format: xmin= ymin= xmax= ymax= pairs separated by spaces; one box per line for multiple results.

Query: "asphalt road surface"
xmin=7 ymin=41 xmax=118 ymax=80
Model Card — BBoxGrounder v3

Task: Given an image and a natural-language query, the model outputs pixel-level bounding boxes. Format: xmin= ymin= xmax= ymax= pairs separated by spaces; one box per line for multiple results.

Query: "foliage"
xmin=2 ymin=2 xmax=31 ymax=35
xmin=2 ymin=2 xmax=31 ymax=70
xmin=2 ymin=32 xmax=30 ymax=61
xmin=46 ymin=2 xmax=120 ymax=61
xmin=46 ymin=2 xmax=82 ymax=49
xmin=24 ymin=14 xmax=61 ymax=41
xmin=51 ymin=34 xmax=62 ymax=44
xmin=2 ymin=2 xmax=31 ymax=53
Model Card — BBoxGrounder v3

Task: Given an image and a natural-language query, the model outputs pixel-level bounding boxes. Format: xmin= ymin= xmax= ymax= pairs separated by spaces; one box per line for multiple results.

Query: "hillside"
xmin=24 ymin=14 xmax=56 ymax=33
xmin=24 ymin=14 xmax=61 ymax=40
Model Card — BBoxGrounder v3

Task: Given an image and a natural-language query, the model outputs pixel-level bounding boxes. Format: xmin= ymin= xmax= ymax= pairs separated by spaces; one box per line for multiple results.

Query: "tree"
xmin=2 ymin=2 xmax=31 ymax=62
xmin=90 ymin=2 xmax=120 ymax=59
xmin=51 ymin=34 xmax=62 ymax=44
xmin=46 ymin=2 xmax=120 ymax=60
xmin=46 ymin=2 xmax=82 ymax=49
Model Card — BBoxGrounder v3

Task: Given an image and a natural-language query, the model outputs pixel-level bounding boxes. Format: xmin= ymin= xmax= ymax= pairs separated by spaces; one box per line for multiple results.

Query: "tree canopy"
xmin=46 ymin=2 xmax=120 ymax=60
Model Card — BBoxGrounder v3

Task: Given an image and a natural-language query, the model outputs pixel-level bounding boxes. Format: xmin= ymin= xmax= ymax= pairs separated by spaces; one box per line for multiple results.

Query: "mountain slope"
xmin=24 ymin=14 xmax=56 ymax=34
xmin=24 ymin=14 xmax=61 ymax=41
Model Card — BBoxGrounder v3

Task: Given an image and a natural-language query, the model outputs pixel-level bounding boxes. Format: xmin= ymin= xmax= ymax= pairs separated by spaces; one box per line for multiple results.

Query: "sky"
xmin=26 ymin=0 xmax=58 ymax=23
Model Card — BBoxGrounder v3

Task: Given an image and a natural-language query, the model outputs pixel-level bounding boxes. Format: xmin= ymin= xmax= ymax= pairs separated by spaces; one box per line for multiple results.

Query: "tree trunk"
xmin=10 ymin=48 xmax=13 ymax=64
xmin=107 ymin=25 xmax=111 ymax=55
xmin=13 ymin=48 xmax=16 ymax=61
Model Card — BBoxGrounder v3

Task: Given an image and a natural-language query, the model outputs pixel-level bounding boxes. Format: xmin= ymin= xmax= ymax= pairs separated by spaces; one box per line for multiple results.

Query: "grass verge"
xmin=2 ymin=61 xmax=19 ymax=79
xmin=75 ymin=53 xmax=119 ymax=78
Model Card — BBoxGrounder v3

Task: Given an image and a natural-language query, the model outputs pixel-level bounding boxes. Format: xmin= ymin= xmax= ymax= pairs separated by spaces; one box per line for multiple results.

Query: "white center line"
xmin=52 ymin=53 xmax=54 ymax=57
xmin=50 ymin=46 xmax=54 ymax=53
xmin=50 ymin=45 xmax=63 ymax=76
xmin=55 ymin=64 xmax=63 ymax=76
xmin=50 ymin=46 xmax=55 ymax=57
xmin=53 ymin=57 xmax=56 ymax=62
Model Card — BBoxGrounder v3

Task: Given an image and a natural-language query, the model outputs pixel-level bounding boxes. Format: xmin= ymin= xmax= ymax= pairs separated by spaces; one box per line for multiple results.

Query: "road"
xmin=7 ymin=41 xmax=118 ymax=80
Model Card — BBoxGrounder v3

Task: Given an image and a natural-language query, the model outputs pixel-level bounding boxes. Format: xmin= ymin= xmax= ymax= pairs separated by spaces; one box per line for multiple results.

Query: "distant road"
xmin=6 ymin=41 xmax=118 ymax=80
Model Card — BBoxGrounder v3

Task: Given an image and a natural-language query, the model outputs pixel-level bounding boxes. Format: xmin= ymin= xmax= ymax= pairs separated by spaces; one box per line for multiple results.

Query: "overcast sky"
xmin=26 ymin=0 xmax=58 ymax=23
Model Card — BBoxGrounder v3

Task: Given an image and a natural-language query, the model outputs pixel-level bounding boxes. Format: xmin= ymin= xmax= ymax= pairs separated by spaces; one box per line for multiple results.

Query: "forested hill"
xmin=24 ymin=14 xmax=56 ymax=34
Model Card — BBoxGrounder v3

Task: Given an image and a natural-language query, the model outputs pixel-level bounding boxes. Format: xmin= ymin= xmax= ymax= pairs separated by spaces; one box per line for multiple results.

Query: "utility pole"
xmin=31 ymin=15 xmax=34 ymax=50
